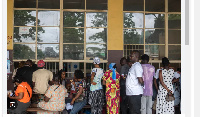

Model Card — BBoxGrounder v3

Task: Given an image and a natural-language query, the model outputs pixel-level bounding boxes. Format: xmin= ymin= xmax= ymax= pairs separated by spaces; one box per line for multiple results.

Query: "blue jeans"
xmin=70 ymin=99 xmax=87 ymax=114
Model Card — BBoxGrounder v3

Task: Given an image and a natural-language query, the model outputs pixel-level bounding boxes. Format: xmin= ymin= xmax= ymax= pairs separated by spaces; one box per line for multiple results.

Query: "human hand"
xmin=70 ymin=98 xmax=75 ymax=105
xmin=92 ymin=82 xmax=97 ymax=85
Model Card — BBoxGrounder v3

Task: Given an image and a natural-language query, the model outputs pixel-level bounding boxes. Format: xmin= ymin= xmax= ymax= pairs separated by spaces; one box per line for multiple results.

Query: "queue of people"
xmin=7 ymin=50 xmax=181 ymax=114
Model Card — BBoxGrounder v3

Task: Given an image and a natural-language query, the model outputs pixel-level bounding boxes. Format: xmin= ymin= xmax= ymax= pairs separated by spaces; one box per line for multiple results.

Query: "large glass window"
xmin=13 ymin=0 xmax=108 ymax=77
xmin=123 ymin=0 xmax=181 ymax=64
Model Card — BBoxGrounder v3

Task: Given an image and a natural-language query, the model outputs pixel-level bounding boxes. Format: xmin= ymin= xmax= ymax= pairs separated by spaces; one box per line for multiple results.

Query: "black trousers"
xmin=127 ymin=95 xmax=142 ymax=114
xmin=120 ymin=85 xmax=128 ymax=114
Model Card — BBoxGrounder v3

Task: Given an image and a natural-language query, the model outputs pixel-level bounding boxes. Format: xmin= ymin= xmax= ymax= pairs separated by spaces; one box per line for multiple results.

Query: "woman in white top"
xmin=88 ymin=57 xmax=104 ymax=114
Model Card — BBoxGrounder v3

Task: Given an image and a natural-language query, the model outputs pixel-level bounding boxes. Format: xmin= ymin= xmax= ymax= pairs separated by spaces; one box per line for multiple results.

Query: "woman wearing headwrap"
xmin=102 ymin=63 xmax=120 ymax=114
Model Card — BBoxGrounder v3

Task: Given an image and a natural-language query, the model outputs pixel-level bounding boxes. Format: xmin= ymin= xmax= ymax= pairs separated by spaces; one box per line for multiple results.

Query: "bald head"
xmin=130 ymin=50 xmax=140 ymax=63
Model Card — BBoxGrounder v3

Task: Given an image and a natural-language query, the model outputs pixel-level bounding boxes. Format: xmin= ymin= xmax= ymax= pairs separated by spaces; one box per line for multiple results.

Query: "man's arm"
xmin=138 ymin=77 xmax=144 ymax=86
xmin=154 ymin=78 xmax=158 ymax=91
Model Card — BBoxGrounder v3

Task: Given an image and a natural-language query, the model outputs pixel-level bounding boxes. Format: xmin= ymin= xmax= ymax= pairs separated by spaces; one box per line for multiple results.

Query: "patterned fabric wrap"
xmin=37 ymin=85 xmax=67 ymax=112
xmin=74 ymin=79 xmax=86 ymax=102
xmin=88 ymin=89 xmax=104 ymax=114
xmin=102 ymin=70 xmax=120 ymax=114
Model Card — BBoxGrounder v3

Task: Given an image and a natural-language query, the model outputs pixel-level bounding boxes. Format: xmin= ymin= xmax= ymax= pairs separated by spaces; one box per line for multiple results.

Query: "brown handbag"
xmin=165 ymin=92 xmax=175 ymax=102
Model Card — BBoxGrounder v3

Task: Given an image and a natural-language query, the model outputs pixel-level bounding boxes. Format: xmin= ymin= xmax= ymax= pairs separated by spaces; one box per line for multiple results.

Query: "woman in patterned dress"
xmin=37 ymin=76 xmax=67 ymax=114
xmin=156 ymin=57 xmax=175 ymax=114
xmin=102 ymin=63 xmax=120 ymax=114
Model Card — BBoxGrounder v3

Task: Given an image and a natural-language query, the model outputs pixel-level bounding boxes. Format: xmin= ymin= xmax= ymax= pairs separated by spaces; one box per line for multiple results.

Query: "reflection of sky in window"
xmin=38 ymin=11 xmax=60 ymax=26
xmin=37 ymin=44 xmax=59 ymax=53
xmin=86 ymin=28 xmax=106 ymax=43
xmin=145 ymin=14 xmax=164 ymax=28
xmin=86 ymin=44 xmax=106 ymax=53
xmin=124 ymin=13 xmax=143 ymax=28
xmin=24 ymin=44 xmax=35 ymax=52
xmin=86 ymin=13 xmax=107 ymax=27
xmin=24 ymin=11 xmax=36 ymax=26
xmin=38 ymin=27 xmax=59 ymax=43
xmin=14 ymin=27 xmax=36 ymax=43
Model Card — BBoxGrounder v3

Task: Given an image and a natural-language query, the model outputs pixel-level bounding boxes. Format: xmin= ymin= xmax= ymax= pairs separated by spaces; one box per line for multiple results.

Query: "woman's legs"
xmin=89 ymin=90 xmax=104 ymax=114
xmin=70 ymin=99 xmax=87 ymax=114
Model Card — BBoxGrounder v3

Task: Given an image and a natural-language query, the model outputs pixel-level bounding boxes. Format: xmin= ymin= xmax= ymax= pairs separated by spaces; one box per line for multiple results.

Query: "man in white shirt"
xmin=126 ymin=50 xmax=144 ymax=114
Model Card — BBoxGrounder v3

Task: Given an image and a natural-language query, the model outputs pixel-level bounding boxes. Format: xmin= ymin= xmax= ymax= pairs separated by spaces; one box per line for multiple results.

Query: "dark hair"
xmin=26 ymin=59 xmax=33 ymax=65
xmin=141 ymin=54 xmax=149 ymax=62
xmin=113 ymin=64 xmax=117 ymax=69
xmin=131 ymin=50 xmax=140 ymax=57
xmin=74 ymin=70 xmax=84 ymax=79
xmin=162 ymin=57 xmax=170 ymax=67
xmin=120 ymin=57 xmax=127 ymax=63
xmin=126 ymin=56 xmax=131 ymax=62
xmin=13 ymin=76 xmax=23 ymax=84
xmin=177 ymin=68 xmax=181 ymax=72
xmin=58 ymin=69 xmax=65 ymax=84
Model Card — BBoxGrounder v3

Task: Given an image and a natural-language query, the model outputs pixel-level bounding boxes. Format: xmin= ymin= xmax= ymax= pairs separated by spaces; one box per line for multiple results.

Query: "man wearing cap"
xmin=32 ymin=60 xmax=53 ymax=94
xmin=8 ymin=77 xmax=32 ymax=114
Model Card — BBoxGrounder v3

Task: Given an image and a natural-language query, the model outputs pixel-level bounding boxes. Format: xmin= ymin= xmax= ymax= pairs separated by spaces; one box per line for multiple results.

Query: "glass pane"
xmin=168 ymin=30 xmax=181 ymax=44
xmin=145 ymin=45 xmax=165 ymax=60
xmin=124 ymin=45 xmax=144 ymax=59
xmin=169 ymin=63 xmax=181 ymax=71
xmin=124 ymin=29 xmax=144 ymax=44
xmin=168 ymin=0 xmax=181 ymax=12
xmin=145 ymin=0 xmax=165 ymax=12
xmin=37 ymin=27 xmax=59 ymax=43
xmin=37 ymin=44 xmax=59 ymax=60
xmin=63 ymin=44 xmax=84 ymax=60
xmin=63 ymin=0 xmax=85 ymax=9
xmin=63 ymin=62 xmax=84 ymax=76
xmin=38 ymin=11 xmax=60 ymax=26
xmin=86 ymin=13 xmax=107 ymax=27
xmin=14 ymin=10 xmax=36 ymax=26
xmin=168 ymin=14 xmax=181 ymax=29
xmin=145 ymin=29 xmax=165 ymax=44
xmin=168 ymin=45 xmax=181 ymax=60
xmin=38 ymin=0 xmax=60 ymax=9
xmin=86 ymin=28 xmax=107 ymax=44
xmin=63 ymin=12 xmax=84 ymax=27
xmin=63 ymin=28 xmax=84 ymax=43
xmin=124 ymin=0 xmax=144 ymax=11
xmin=14 ymin=27 xmax=36 ymax=43
xmin=86 ymin=0 xmax=107 ymax=10
xmin=124 ymin=13 xmax=143 ymax=28
xmin=45 ymin=62 xmax=59 ymax=74
xmin=14 ymin=0 xmax=36 ymax=8
xmin=86 ymin=44 xmax=107 ymax=60
xmin=14 ymin=44 xmax=35 ymax=59
xmin=145 ymin=14 xmax=165 ymax=28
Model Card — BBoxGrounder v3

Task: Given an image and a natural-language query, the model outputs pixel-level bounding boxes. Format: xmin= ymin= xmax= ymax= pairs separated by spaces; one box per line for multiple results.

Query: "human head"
xmin=37 ymin=60 xmax=45 ymax=68
xmin=13 ymin=76 xmax=23 ymax=86
xmin=52 ymin=76 xmax=59 ymax=85
xmin=120 ymin=57 xmax=127 ymax=66
xmin=130 ymin=50 xmax=140 ymax=63
xmin=93 ymin=57 xmax=100 ymax=67
xmin=141 ymin=54 xmax=149 ymax=64
xmin=74 ymin=70 xmax=84 ymax=79
xmin=19 ymin=61 xmax=25 ymax=68
xmin=26 ymin=59 xmax=33 ymax=67
xmin=109 ymin=63 xmax=117 ymax=70
xmin=126 ymin=56 xmax=132 ymax=67
xmin=162 ymin=57 xmax=170 ymax=67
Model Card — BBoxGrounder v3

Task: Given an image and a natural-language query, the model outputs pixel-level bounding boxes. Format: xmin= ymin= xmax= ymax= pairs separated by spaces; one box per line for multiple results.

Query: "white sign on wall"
xmin=19 ymin=27 xmax=29 ymax=34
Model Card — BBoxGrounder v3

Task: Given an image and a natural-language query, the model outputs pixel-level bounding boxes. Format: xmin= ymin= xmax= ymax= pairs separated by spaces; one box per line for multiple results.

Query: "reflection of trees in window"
xmin=14 ymin=11 xmax=44 ymax=42
xmin=145 ymin=14 xmax=165 ymax=44
xmin=86 ymin=13 xmax=107 ymax=59
xmin=14 ymin=44 xmax=35 ymax=59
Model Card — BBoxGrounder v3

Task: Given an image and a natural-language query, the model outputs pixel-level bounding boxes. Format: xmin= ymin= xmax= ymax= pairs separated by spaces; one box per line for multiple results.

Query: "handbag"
xmin=165 ymin=92 xmax=175 ymax=102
